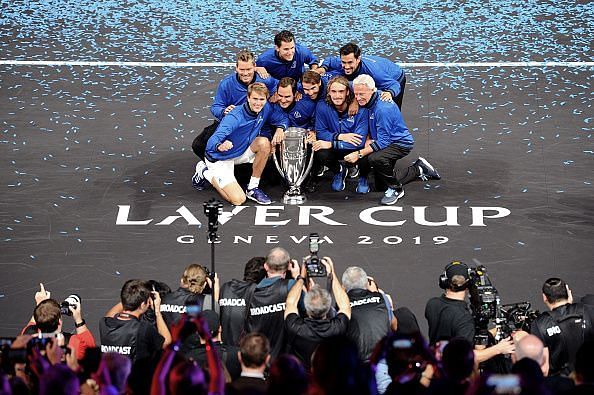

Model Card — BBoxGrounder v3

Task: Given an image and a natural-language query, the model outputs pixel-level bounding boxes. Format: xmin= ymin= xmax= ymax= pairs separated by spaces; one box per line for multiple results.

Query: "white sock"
xmin=247 ymin=177 xmax=260 ymax=190
xmin=203 ymin=169 xmax=214 ymax=184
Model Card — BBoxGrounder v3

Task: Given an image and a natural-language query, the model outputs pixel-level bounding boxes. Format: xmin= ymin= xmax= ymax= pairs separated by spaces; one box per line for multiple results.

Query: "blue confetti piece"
xmin=30 ymin=255 xmax=36 ymax=260
xmin=517 ymin=241 xmax=525 ymax=246
xmin=115 ymin=271 xmax=121 ymax=275
xmin=522 ymin=188 xmax=528 ymax=192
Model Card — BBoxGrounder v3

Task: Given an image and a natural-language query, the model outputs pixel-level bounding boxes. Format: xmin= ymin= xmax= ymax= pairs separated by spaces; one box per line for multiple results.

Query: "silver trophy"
xmin=273 ymin=127 xmax=314 ymax=205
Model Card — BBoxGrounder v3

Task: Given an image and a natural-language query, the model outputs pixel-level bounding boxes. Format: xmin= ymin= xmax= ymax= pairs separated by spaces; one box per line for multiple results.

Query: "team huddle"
xmin=191 ymin=30 xmax=441 ymax=206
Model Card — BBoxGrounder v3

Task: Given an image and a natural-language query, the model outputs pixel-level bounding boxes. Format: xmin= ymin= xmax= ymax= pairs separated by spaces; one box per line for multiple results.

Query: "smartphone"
xmin=486 ymin=374 xmax=521 ymax=394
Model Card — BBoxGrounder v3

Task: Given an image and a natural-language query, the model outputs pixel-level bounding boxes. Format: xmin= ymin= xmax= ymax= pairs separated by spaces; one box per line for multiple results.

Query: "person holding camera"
xmin=219 ymin=256 xmax=267 ymax=347
xmin=159 ymin=263 xmax=218 ymax=327
xmin=424 ymin=262 xmax=515 ymax=364
xmin=342 ymin=266 xmax=397 ymax=361
xmin=100 ymin=279 xmax=171 ymax=362
xmin=245 ymin=247 xmax=300 ymax=359
xmin=530 ymin=277 xmax=594 ymax=377
xmin=284 ymin=257 xmax=351 ymax=370
xmin=21 ymin=283 xmax=96 ymax=360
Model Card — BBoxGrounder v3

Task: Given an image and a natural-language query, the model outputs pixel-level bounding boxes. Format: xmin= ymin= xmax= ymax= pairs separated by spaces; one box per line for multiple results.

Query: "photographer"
xmin=284 ymin=257 xmax=351 ymax=370
xmin=100 ymin=279 xmax=171 ymax=362
xmin=424 ymin=262 xmax=515 ymax=364
xmin=21 ymin=283 xmax=96 ymax=360
xmin=159 ymin=263 xmax=218 ymax=327
xmin=245 ymin=247 xmax=299 ymax=359
xmin=219 ymin=256 xmax=266 ymax=347
xmin=342 ymin=266 xmax=397 ymax=361
xmin=530 ymin=277 xmax=594 ymax=376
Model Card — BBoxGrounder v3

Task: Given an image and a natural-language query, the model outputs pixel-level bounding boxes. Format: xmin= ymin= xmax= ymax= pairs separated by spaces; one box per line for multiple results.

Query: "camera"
xmin=60 ymin=294 xmax=81 ymax=316
xmin=203 ymin=199 xmax=223 ymax=237
xmin=305 ymin=233 xmax=327 ymax=277
xmin=467 ymin=265 xmax=538 ymax=344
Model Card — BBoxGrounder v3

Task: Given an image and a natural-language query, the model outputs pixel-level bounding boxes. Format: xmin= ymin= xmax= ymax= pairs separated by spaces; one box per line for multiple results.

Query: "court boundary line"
xmin=1 ymin=60 xmax=594 ymax=68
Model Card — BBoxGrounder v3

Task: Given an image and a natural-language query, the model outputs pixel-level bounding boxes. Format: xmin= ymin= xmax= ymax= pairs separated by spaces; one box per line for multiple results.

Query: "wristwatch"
xmin=357 ymin=150 xmax=363 ymax=159
xmin=74 ymin=319 xmax=86 ymax=328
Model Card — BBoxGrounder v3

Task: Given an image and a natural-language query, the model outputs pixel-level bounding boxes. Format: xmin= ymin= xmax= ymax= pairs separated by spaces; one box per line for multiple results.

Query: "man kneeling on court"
xmin=194 ymin=82 xmax=288 ymax=205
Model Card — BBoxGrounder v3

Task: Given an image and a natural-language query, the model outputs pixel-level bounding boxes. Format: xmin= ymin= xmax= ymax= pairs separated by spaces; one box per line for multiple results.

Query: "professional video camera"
xmin=467 ymin=265 xmax=538 ymax=345
xmin=203 ymin=199 xmax=224 ymax=238
xmin=304 ymin=233 xmax=327 ymax=277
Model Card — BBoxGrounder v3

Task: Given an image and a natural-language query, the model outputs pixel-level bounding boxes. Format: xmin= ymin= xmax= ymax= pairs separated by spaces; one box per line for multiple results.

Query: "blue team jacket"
xmin=322 ymin=55 xmax=405 ymax=98
xmin=206 ymin=103 xmax=288 ymax=162
xmin=315 ymin=101 xmax=369 ymax=151
xmin=210 ymin=73 xmax=278 ymax=121
xmin=256 ymin=43 xmax=318 ymax=81
xmin=261 ymin=97 xmax=317 ymax=138
xmin=364 ymin=93 xmax=413 ymax=151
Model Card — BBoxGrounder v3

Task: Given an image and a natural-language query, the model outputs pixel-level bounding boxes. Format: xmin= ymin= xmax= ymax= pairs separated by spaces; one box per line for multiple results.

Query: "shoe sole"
xmin=418 ymin=157 xmax=441 ymax=180
xmin=380 ymin=189 xmax=405 ymax=205
xmin=246 ymin=194 xmax=272 ymax=205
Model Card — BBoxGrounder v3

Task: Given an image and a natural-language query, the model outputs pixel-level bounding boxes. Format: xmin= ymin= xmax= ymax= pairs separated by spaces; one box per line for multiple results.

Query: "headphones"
xmin=438 ymin=261 xmax=470 ymax=292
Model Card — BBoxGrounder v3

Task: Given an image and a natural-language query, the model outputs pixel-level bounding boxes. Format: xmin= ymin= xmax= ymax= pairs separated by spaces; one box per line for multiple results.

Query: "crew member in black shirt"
xmin=245 ymin=247 xmax=299 ymax=358
xmin=160 ymin=263 xmax=213 ymax=327
xmin=219 ymin=257 xmax=266 ymax=346
xmin=100 ymin=279 xmax=171 ymax=362
xmin=284 ymin=257 xmax=351 ymax=369
xmin=530 ymin=277 xmax=594 ymax=376
xmin=425 ymin=262 xmax=515 ymax=364
xmin=342 ymin=266 xmax=397 ymax=361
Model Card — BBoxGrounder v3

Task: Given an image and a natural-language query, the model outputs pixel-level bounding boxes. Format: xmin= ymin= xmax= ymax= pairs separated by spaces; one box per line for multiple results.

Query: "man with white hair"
xmin=347 ymin=74 xmax=441 ymax=205
xmin=284 ymin=257 xmax=351 ymax=370
xmin=342 ymin=266 xmax=397 ymax=361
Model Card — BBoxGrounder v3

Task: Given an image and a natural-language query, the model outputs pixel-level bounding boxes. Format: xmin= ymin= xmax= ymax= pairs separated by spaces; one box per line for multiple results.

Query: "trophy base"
xmin=282 ymin=188 xmax=307 ymax=205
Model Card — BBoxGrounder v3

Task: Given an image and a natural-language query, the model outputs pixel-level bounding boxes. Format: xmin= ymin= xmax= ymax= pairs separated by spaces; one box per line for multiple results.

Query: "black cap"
xmin=446 ymin=262 xmax=469 ymax=281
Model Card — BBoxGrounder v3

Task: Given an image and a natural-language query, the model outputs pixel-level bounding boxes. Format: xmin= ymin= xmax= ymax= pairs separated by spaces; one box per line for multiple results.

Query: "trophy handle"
xmin=295 ymin=141 xmax=315 ymax=186
xmin=272 ymin=141 xmax=285 ymax=181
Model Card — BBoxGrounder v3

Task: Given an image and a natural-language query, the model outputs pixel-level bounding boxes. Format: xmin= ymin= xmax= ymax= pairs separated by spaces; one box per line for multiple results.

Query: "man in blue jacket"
xmin=256 ymin=30 xmax=320 ymax=81
xmin=265 ymin=77 xmax=317 ymax=133
xmin=211 ymin=50 xmax=278 ymax=122
xmin=346 ymin=75 xmax=440 ymax=205
xmin=321 ymin=42 xmax=406 ymax=109
xmin=311 ymin=76 xmax=368 ymax=193
xmin=193 ymin=83 xmax=288 ymax=205
xmin=192 ymin=50 xmax=277 ymax=190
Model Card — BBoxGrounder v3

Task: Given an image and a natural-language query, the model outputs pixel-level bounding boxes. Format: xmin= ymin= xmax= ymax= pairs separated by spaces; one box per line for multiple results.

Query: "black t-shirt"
xmin=530 ymin=302 xmax=594 ymax=376
xmin=219 ymin=279 xmax=256 ymax=346
xmin=99 ymin=315 xmax=164 ymax=362
xmin=425 ymin=295 xmax=475 ymax=345
xmin=181 ymin=341 xmax=241 ymax=380
xmin=285 ymin=312 xmax=349 ymax=369
xmin=347 ymin=289 xmax=391 ymax=361
xmin=160 ymin=287 xmax=205 ymax=327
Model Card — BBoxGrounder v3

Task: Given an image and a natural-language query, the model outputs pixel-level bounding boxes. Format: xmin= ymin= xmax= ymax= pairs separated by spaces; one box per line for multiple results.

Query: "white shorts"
xmin=205 ymin=146 xmax=256 ymax=188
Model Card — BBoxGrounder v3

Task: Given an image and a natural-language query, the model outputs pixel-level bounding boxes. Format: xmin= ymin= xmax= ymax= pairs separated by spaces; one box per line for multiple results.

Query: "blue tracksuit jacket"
xmin=315 ymin=101 xmax=369 ymax=150
xmin=256 ymin=43 xmax=318 ymax=81
xmin=210 ymin=73 xmax=278 ymax=121
xmin=364 ymin=93 xmax=413 ymax=151
xmin=322 ymin=55 xmax=405 ymax=99
xmin=206 ymin=103 xmax=288 ymax=162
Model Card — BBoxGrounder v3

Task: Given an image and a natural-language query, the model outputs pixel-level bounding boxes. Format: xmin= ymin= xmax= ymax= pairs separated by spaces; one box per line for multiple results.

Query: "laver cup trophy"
xmin=273 ymin=127 xmax=314 ymax=205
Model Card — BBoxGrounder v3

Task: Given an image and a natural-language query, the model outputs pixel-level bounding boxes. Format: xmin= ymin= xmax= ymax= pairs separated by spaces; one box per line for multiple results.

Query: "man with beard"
xmin=309 ymin=76 xmax=369 ymax=193
xmin=256 ymin=30 xmax=320 ymax=81
xmin=321 ymin=42 xmax=407 ymax=109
